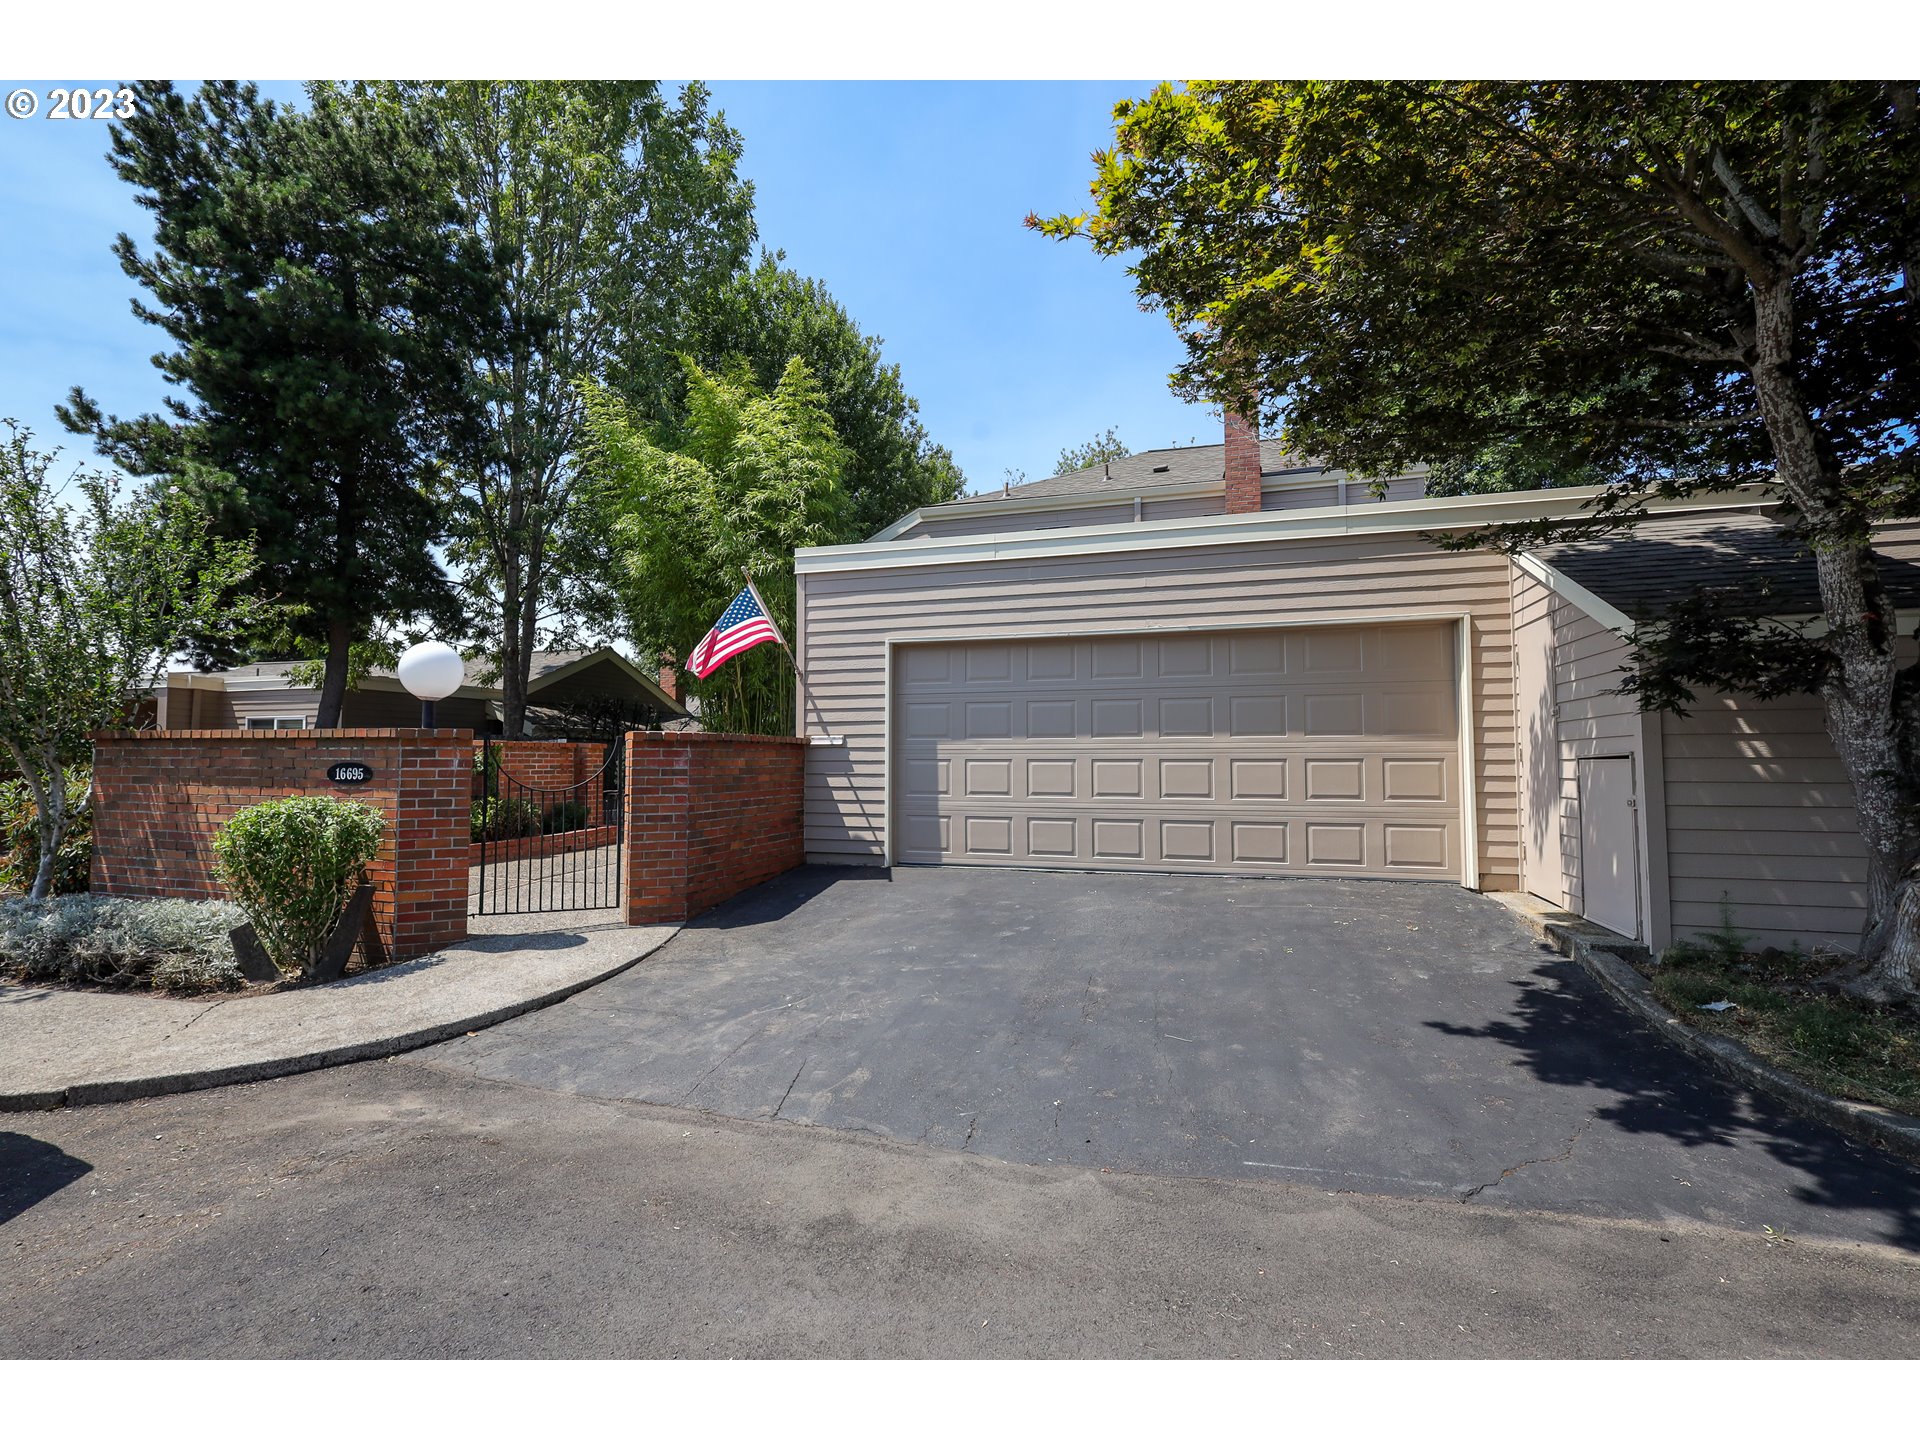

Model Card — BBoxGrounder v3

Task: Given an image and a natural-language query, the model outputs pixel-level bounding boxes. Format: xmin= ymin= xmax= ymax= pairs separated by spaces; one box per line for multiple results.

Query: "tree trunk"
xmin=12 ymin=742 xmax=66 ymax=903
xmin=1746 ymin=278 xmax=1920 ymax=997
xmin=315 ymin=617 xmax=353 ymax=728
xmin=513 ymin=580 xmax=538 ymax=737
xmin=499 ymin=541 xmax=524 ymax=739
xmin=30 ymin=768 xmax=65 ymax=901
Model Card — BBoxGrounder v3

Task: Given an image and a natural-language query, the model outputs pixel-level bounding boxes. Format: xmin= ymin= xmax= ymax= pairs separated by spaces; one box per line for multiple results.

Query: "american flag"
xmin=687 ymin=584 xmax=782 ymax=677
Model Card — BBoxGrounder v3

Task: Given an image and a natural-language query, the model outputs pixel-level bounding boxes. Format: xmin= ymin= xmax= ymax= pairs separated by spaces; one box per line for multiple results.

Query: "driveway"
xmin=422 ymin=866 xmax=1920 ymax=1252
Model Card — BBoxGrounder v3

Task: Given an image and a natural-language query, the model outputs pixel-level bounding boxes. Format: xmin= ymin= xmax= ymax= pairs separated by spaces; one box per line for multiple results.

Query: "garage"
xmin=891 ymin=621 xmax=1464 ymax=879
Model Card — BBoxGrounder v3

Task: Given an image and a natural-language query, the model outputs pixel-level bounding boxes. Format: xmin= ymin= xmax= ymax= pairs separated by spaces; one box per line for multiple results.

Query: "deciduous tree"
xmin=1056 ymin=426 xmax=1131 ymax=474
xmin=579 ymin=359 xmax=849 ymax=734
xmin=1039 ymin=81 xmax=1919 ymax=994
xmin=324 ymin=82 xmax=756 ymax=735
xmin=675 ymin=255 xmax=964 ymax=539
xmin=0 ymin=424 xmax=253 ymax=899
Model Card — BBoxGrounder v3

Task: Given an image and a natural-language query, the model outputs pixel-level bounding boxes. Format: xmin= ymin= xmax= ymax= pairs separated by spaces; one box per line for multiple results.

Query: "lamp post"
xmin=397 ymin=641 xmax=463 ymax=729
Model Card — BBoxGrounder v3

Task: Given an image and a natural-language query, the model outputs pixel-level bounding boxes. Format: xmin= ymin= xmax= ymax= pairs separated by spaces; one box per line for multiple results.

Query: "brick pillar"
xmin=388 ymin=731 xmax=473 ymax=957
xmin=1224 ymin=407 xmax=1263 ymax=513
xmin=624 ymin=731 xmax=692 ymax=925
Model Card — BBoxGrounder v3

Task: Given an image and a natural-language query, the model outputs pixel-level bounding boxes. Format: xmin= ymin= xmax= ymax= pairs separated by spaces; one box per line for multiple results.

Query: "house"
xmin=150 ymin=647 xmax=685 ymax=737
xmin=793 ymin=411 xmax=1910 ymax=956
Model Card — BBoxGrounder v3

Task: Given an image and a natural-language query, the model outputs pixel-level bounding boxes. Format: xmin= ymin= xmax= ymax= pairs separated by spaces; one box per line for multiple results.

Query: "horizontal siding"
xmin=1141 ymin=493 xmax=1221 ymax=522
xmin=208 ymin=686 xmax=493 ymax=734
xmin=1264 ymin=475 xmax=1428 ymax=508
xmin=1263 ymin=483 xmax=1342 ymax=511
xmin=908 ymin=501 xmax=1139 ymax=540
xmin=1549 ymin=595 xmax=1641 ymax=926
xmin=1662 ymin=691 xmax=1867 ymax=953
xmin=227 ymin=690 xmax=320 ymax=727
xmin=800 ymin=533 xmax=1516 ymax=886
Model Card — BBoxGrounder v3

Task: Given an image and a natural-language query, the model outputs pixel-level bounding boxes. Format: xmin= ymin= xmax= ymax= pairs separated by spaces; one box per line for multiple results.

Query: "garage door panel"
xmin=1158 ymin=695 xmax=1214 ymax=736
xmin=1228 ymin=632 xmax=1286 ymax=676
xmin=1384 ymin=823 xmax=1451 ymax=870
xmin=1231 ymin=759 xmax=1289 ymax=799
xmin=894 ymin=625 xmax=1461 ymax=880
xmin=1092 ymin=818 xmax=1145 ymax=859
xmin=1230 ymin=695 xmax=1289 ymax=737
xmin=1302 ymin=628 xmax=1365 ymax=673
xmin=1383 ymin=757 xmax=1448 ymax=802
xmin=961 ymin=757 xmax=1012 ymax=797
xmin=961 ymin=814 xmax=1013 ymax=856
xmin=964 ymin=644 xmax=1012 ymax=682
xmin=1025 ymin=641 xmax=1077 ymax=682
xmin=1304 ymin=757 xmax=1365 ymax=801
xmin=1091 ymin=639 xmax=1143 ymax=678
xmin=1156 ymin=635 xmax=1214 ymax=678
xmin=1025 ymin=758 xmax=1076 ymax=798
xmin=1157 ymin=758 xmax=1214 ymax=800
xmin=962 ymin=700 xmax=1012 ymax=739
xmin=901 ymin=756 xmax=950 ymax=798
xmin=1026 ymin=698 xmax=1078 ymax=737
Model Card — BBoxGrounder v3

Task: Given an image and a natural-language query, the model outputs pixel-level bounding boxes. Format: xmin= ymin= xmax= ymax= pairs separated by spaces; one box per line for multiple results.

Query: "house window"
xmin=246 ymin=716 xmax=309 ymax=731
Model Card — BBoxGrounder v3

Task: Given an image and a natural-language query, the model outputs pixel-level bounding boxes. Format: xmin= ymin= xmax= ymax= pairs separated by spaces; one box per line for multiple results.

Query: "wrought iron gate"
xmin=471 ymin=738 xmax=626 ymax=915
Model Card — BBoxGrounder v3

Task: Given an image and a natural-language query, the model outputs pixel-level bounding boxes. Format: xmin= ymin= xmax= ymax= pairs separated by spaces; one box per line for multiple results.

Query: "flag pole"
xmin=742 ymin=566 xmax=822 ymax=737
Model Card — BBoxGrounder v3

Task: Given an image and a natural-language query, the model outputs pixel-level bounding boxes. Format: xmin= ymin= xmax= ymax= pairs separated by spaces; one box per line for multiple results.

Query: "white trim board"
xmin=1512 ymin=552 xmax=1640 ymax=636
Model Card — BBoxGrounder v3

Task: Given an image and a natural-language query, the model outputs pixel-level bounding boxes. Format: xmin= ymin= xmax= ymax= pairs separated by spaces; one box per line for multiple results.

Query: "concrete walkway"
xmin=0 ymin=910 xmax=676 ymax=1110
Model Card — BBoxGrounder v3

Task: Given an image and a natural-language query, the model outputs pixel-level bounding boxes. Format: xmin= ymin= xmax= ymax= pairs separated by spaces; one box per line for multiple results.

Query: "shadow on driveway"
xmin=0 ymin=1133 xmax=91 ymax=1225
xmin=1430 ymin=959 xmax=1920 ymax=1252
xmin=422 ymin=865 xmax=1920 ymax=1251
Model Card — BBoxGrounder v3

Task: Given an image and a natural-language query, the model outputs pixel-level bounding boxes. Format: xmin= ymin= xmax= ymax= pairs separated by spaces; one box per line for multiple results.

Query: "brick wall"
xmin=623 ymin=731 xmax=806 ymax=925
xmin=477 ymin=739 xmax=615 ymax=825
xmin=90 ymin=729 xmax=471 ymax=960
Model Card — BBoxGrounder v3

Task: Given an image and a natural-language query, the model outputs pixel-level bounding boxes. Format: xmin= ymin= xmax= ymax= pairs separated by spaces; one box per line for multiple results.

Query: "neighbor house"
xmin=150 ymin=647 xmax=684 ymax=737
xmin=793 ymin=411 xmax=1914 ymax=956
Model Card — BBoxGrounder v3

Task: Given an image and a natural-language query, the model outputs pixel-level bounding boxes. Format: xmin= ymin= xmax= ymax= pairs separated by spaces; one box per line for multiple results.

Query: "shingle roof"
xmin=1535 ymin=513 xmax=1920 ymax=618
xmin=209 ymin=649 xmax=600 ymax=691
xmin=946 ymin=439 xmax=1324 ymax=506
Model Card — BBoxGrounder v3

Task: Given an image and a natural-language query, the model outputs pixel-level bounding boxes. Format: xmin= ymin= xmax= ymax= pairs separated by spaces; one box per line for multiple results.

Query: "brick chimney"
xmin=1223 ymin=407 xmax=1263 ymax=513
xmin=657 ymin=659 xmax=679 ymax=703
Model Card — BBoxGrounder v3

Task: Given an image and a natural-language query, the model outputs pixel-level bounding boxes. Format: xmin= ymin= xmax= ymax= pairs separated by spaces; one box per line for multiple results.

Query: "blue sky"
xmin=0 ymin=80 xmax=1217 ymax=497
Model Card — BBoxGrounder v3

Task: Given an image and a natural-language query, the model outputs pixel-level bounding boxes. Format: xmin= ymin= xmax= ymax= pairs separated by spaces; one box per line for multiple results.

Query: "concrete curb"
xmin=0 ymin=932 xmax=676 ymax=1113
xmin=1488 ymin=893 xmax=1920 ymax=1167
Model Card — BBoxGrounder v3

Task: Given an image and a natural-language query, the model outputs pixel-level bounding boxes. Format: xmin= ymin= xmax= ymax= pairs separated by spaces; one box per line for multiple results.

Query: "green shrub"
xmin=543 ymin=799 xmax=589 ymax=834
xmin=0 ymin=769 xmax=92 ymax=896
xmin=471 ymin=795 xmax=542 ymax=843
xmin=0 ymin=895 xmax=245 ymax=992
xmin=213 ymin=795 xmax=385 ymax=979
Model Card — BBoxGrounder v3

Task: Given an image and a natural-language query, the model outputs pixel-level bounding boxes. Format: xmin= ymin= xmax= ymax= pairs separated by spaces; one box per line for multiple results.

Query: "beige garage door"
xmin=893 ymin=623 xmax=1462 ymax=879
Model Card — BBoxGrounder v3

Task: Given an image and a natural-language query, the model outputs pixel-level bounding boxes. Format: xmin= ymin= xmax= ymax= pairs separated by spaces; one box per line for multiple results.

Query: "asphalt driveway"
xmin=421 ymin=866 xmax=1920 ymax=1251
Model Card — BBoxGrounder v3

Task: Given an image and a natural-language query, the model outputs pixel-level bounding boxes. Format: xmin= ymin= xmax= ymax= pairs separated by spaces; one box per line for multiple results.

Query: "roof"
xmin=211 ymin=650 xmax=592 ymax=689
xmin=945 ymin=439 xmax=1321 ymax=507
xmin=802 ymin=480 xmax=1778 ymax=576
xmin=1531 ymin=513 xmax=1920 ymax=622
xmin=184 ymin=646 xmax=684 ymax=716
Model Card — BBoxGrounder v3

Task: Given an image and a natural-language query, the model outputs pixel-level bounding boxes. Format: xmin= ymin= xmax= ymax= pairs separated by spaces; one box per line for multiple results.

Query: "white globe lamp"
xmin=397 ymin=640 xmax=463 ymax=728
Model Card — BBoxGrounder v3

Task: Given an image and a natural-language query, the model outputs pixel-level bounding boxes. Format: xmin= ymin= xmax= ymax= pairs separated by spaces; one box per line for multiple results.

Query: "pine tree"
xmin=62 ymin=81 xmax=507 ymax=724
